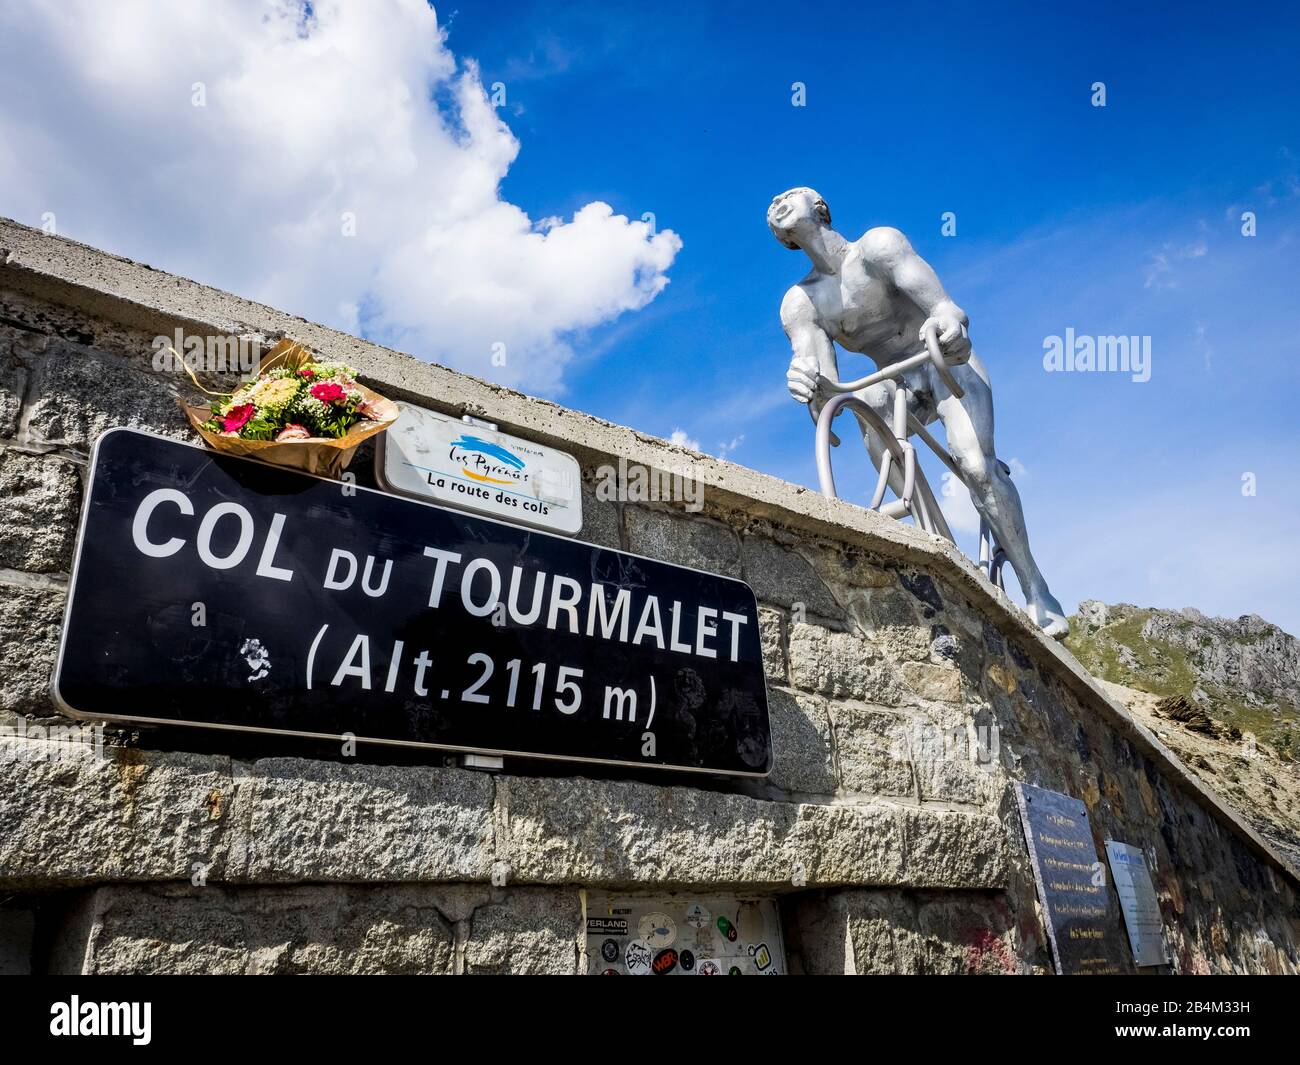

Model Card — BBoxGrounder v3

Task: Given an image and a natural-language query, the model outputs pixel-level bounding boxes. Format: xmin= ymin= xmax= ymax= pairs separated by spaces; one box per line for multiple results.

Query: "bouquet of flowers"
xmin=181 ymin=338 xmax=399 ymax=477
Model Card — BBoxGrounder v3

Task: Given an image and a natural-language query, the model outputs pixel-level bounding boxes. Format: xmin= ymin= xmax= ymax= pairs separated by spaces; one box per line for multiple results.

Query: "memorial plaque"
xmin=1105 ymin=840 xmax=1169 ymax=968
xmin=376 ymin=401 xmax=583 ymax=535
xmin=53 ymin=429 xmax=771 ymax=776
xmin=1014 ymin=782 xmax=1131 ymax=974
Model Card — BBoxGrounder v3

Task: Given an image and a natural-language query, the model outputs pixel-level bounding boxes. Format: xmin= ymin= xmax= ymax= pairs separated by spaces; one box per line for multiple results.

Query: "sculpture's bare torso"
xmin=798 ymin=243 xmax=928 ymax=362
xmin=768 ymin=188 xmax=1069 ymax=637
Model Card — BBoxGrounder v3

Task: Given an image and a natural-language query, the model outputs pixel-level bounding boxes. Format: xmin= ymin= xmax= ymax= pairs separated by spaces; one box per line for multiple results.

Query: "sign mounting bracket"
xmin=461 ymin=413 xmax=499 ymax=431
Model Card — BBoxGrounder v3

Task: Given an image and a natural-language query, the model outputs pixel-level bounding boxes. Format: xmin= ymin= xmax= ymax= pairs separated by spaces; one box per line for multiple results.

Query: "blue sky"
xmin=2 ymin=0 xmax=1297 ymax=632
xmin=444 ymin=0 xmax=1300 ymax=632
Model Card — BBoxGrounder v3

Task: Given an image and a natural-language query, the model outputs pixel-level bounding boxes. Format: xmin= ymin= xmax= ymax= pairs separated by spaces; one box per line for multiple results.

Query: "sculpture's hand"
xmin=786 ymin=357 xmax=821 ymax=405
xmin=919 ymin=316 xmax=972 ymax=363
xmin=788 ymin=354 xmax=841 ymax=445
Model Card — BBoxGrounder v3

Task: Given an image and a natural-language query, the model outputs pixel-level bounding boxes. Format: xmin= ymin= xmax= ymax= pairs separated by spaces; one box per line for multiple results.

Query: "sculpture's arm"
xmin=862 ymin=227 xmax=971 ymax=357
xmin=781 ymin=286 xmax=837 ymax=406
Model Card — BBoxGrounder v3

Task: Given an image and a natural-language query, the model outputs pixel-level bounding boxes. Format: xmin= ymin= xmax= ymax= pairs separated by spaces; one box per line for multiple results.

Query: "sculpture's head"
xmin=767 ymin=187 xmax=831 ymax=249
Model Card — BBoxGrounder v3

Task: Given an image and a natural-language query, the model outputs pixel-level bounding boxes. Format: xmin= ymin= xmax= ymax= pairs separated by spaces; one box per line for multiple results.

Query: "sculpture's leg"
xmin=932 ymin=355 xmax=1069 ymax=639
xmin=849 ymin=382 xmax=945 ymax=531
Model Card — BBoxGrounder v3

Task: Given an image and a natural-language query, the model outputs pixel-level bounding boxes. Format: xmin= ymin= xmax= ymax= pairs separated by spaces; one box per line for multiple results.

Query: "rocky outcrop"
xmin=1069 ymin=600 xmax=1300 ymax=746
xmin=1069 ymin=601 xmax=1300 ymax=866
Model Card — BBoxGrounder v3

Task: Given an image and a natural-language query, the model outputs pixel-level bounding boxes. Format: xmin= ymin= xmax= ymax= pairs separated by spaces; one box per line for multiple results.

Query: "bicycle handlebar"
xmin=817 ymin=321 xmax=968 ymax=399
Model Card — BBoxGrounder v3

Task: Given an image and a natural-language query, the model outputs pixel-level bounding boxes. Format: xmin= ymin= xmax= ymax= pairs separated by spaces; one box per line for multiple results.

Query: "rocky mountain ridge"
xmin=1066 ymin=600 xmax=1300 ymax=865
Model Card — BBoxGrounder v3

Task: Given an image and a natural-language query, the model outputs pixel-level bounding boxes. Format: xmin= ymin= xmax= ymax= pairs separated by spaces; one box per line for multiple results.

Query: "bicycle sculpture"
xmin=768 ymin=187 xmax=1068 ymax=638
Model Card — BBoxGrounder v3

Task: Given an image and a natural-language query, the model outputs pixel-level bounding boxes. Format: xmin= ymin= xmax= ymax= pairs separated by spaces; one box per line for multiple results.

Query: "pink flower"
xmin=276 ymin=423 xmax=312 ymax=441
xmin=220 ymin=404 xmax=254 ymax=433
xmin=310 ymin=381 xmax=346 ymax=404
xmin=356 ymin=398 xmax=384 ymax=420
xmin=298 ymin=368 xmax=315 ymax=379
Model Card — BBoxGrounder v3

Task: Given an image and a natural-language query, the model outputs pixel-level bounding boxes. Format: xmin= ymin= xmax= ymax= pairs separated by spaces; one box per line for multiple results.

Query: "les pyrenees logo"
xmin=448 ymin=434 xmax=528 ymax=487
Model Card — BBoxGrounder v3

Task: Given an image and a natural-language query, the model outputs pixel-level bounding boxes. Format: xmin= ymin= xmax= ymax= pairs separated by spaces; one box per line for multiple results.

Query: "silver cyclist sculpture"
xmin=768 ymin=187 xmax=1068 ymax=639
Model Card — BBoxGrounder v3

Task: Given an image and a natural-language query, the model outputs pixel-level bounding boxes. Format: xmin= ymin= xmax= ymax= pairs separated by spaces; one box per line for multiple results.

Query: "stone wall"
xmin=1 ymin=219 xmax=1297 ymax=975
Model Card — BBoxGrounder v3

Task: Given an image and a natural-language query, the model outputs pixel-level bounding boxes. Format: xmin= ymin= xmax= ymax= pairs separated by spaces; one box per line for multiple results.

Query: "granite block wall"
xmin=1 ymin=223 xmax=1296 ymax=974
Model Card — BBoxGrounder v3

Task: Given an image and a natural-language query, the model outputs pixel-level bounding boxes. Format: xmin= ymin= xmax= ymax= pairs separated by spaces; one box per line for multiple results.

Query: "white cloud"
xmin=0 ymin=0 xmax=680 ymax=395
xmin=669 ymin=428 xmax=701 ymax=451
xmin=1193 ymin=321 xmax=1213 ymax=370
xmin=718 ymin=434 xmax=745 ymax=459
xmin=1143 ymin=239 xmax=1207 ymax=290
xmin=939 ymin=469 xmax=981 ymax=535
xmin=937 ymin=457 xmax=1026 ymax=536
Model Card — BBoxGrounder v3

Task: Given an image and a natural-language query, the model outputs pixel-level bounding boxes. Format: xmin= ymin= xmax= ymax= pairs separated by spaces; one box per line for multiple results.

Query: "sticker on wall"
xmin=639 ymin=912 xmax=677 ymax=948
xmin=684 ymin=903 xmax=711 ymax=929
xmin=652 ymin=948 xmax=679 ymax=975
xmin=585 ymin=894 xmax=786 ymax=976
xmin=624 ymin=940 xmax=653 ymax=976
xmin=587 ymin=917 xmax=629 ymax=937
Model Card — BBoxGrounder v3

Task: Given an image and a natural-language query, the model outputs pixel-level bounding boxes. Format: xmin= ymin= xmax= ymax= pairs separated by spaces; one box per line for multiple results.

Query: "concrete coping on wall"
xmin=3 ymin=216 xmax=1296 ymax=887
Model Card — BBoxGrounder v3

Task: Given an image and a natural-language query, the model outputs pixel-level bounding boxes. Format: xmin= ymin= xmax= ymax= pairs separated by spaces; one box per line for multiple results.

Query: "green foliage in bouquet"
xmin=202 ymin=362 xmax=383 ymax=441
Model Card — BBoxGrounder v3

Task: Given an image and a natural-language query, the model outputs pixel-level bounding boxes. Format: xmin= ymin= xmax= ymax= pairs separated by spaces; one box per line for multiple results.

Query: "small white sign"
xmin=377 ymin=402 xmax=583 ymax=535
xmin=1104 ymin=840 xmax=1169 ymax=967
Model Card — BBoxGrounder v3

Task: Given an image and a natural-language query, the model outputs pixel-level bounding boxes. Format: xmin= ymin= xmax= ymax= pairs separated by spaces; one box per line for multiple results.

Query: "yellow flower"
xmin=253 ymin=377 xmax=300 ymax=410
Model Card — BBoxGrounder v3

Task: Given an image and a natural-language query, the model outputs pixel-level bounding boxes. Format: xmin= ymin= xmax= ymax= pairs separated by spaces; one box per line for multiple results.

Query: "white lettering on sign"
xmin=413 ymin=549 xmax=748 ymax=664
xmin=61 ymin=430 xmax=771 ymax=777
xmin=131 ymin=489 xmax=294 ymax=580
xmin=131 ymin=488 xmax=193 ymax=557
xmin=128 ymin=488 xmax=746 ymax=664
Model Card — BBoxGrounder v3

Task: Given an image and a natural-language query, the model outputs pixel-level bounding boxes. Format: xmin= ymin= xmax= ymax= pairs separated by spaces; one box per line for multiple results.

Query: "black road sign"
xmin=54 ymin=429 xmax=771 ymax=776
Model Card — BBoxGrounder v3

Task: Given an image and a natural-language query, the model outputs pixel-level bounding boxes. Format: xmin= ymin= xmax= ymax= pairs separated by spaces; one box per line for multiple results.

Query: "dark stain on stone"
xmin=929 ymin=624 xmax=960 ymax=661
xmin=1008 ymin=641 xmax=1033 ymax=670
xmin=1074 ymin=724 xmax=1092 ymax=763
xmin=981 ymin=620 xmax=1004 ymax=657
xmin=1232 ymin=840 xmax=1261 ymax=892
xmin=0 ymin=313 xmax=47 ymax=335
xmin=899 ymin=572 xmax=943 ymax=613
xmin=1160 ymin=822 xmax=1181 ymax=866
xmin=1156 ymin=788 xmax=1180 ymax=831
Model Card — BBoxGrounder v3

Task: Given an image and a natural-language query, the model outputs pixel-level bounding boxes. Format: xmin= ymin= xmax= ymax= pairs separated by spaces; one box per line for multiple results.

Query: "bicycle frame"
xmin=812 ymin=323 xmax=1007 ymax=589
